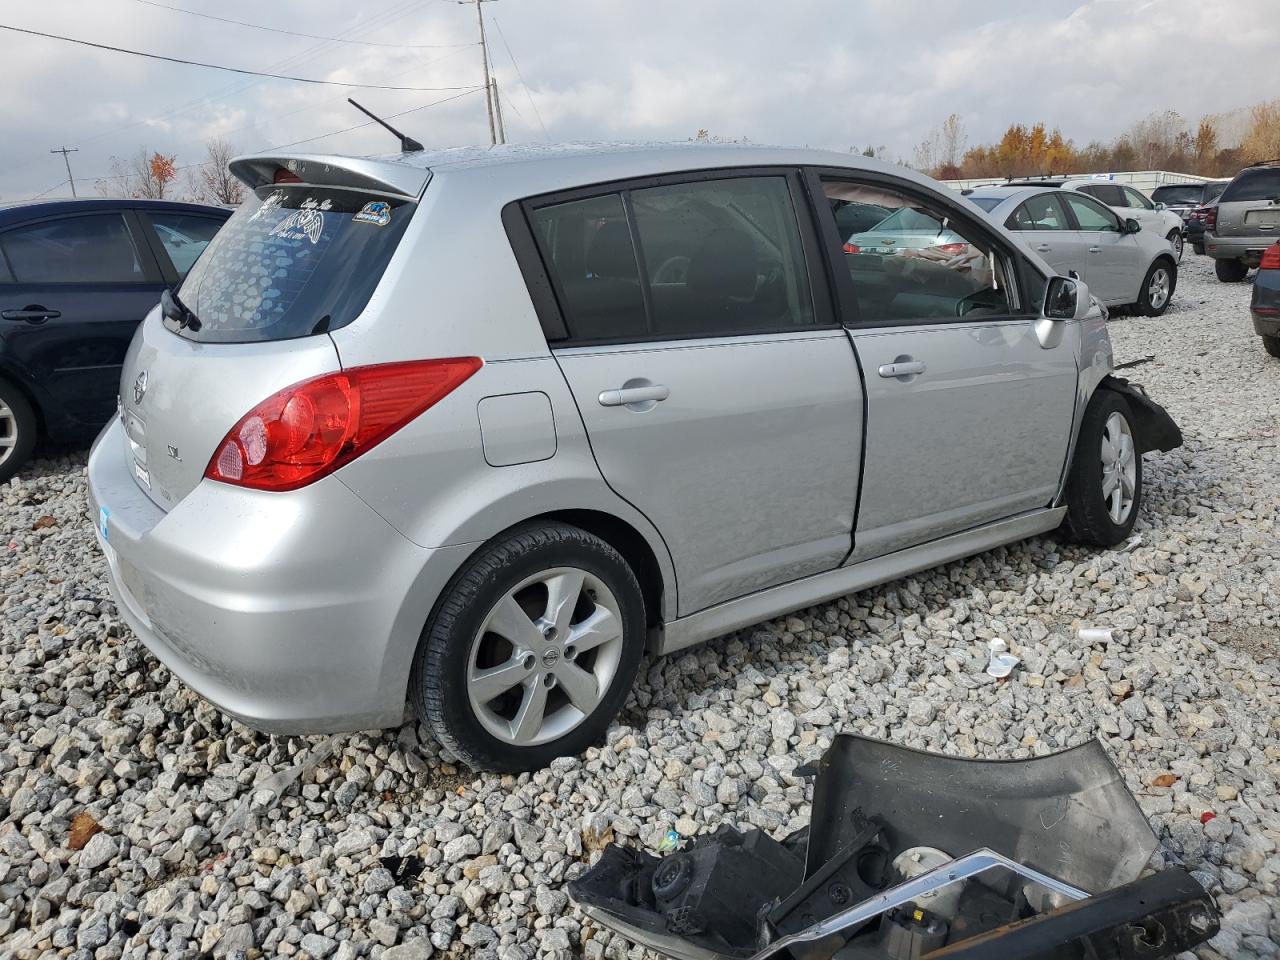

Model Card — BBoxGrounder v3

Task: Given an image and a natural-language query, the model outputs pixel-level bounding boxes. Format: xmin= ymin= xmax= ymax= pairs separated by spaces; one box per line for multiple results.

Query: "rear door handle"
xmin=1088 ymin=246 xmax=1102 ymax=254
xmin=598 ymin=384 xmax=670 ymax=407
xmin=878 ymin=360 xmax=926 ymax=378
xmin=1034 ymin=243 xmax=1051 ymax=253
xmin=2 ymin=308 xmax=61 ymax=323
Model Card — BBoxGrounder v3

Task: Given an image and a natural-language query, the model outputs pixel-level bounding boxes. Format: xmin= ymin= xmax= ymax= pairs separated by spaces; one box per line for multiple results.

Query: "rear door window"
xmin=1063 ymin=194 xmax=1121 ymax=232
xmin=530 ymin=175 xmax=817 ymax=342
xmin=0 ymin=214 xmax=144 ymax=284
xmin=1221 ymin=169 xmax=1280 ymax=203
xmin=1008 ymin=194 xmax=1070 ymax=231
xmin=143 ymin=212 xmax=225 ymax=278
xmin=175 ymin=186 xmax=414 ymax=343
xmin=1079 ymin=184 xmax=1126 ymax=207
xmin=1121 ymin=187 xmax=1154 ymax=210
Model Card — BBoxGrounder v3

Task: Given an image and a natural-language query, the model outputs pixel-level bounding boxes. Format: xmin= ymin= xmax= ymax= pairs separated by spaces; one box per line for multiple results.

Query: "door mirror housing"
xmin=1154 ymin=201 xmax=1166 ymax=211
xmin=1043 ymin=275 xmax=1092 ymax=321
xmin=1123 ymin=217 xmax=1142 ymax=235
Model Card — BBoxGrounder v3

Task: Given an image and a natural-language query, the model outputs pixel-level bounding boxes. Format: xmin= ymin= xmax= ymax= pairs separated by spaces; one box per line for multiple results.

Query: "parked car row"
xmin=0 ymin=199 xmax=231 ymax=481
xmin=75 ymin=142 xmax=1188 ymax=770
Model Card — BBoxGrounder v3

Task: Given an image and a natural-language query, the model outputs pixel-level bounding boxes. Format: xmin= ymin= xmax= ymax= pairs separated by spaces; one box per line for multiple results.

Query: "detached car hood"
xmin=569 ymin=736 xmax=1219 ymax=960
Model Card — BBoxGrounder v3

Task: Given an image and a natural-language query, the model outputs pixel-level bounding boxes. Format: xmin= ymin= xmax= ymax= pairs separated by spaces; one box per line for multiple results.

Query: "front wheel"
xmin=1263 ymin=334 xmax=1280 ymax=359
xmin=1216 ymin=258 xmax=1249 ymax=282
xmin=1061 ymin=392 xmax=1143 ymax=547
xmin=411 ymin=523 xmax=646 ymax=772
xmin=1137 ymin=259 xmax=1176 ymax=317
xmin=1166 ymin=229 xmax=1184 ymax=262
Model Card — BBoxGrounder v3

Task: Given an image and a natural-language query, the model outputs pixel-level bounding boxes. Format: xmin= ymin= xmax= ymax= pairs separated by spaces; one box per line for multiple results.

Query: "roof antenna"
xmin=347 ymin=98 xmax=424 ymax=153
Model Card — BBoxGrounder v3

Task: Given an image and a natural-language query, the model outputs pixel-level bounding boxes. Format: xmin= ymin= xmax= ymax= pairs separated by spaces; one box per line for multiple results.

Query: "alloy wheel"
xmin=1169 ymin=232 xmax=1184 ymax=261
xmin=1100 ymin=411 xmax=1137 ymax=525
xmin=466 ymin=566 xmax=625 ymax=746
xmin=1147 ymin=268 xmax=1171 ymax=311
xmin=0 ymin=399 xmax=17 ymax=468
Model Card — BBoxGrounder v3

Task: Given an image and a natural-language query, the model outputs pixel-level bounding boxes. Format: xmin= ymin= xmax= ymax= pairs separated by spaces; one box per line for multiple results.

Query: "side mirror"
xmin=1154 ymin=201 xmax=1166 ymax=211
xmin=1043 ymin=275 xmax=1092 ymax=321
xmin=1123 ymin=217 xmax=1141 ymax=235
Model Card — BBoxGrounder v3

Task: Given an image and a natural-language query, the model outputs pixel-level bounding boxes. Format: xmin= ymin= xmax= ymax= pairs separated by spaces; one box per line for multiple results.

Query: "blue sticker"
xmin=98 ymin=506 xmax=110 ymax=541
xmin=353 ymin=201 xmax=391 ymax=227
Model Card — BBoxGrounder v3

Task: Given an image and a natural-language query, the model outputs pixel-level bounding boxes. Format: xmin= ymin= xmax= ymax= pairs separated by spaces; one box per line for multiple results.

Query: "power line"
xmin=492 ymin=16 xmax=548 ymax=139
xmin=0 ymin=24 xmax=482 ymax=92
xmin=129 ymin=0 xmax=478 ymax=49
xmin=267 ymin=87 xmax=483 ymax=149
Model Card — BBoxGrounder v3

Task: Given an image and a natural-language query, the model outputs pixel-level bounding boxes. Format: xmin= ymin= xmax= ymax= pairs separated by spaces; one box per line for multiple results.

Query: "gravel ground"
xmin=2 ymin=253 xmax=1279 ymax=960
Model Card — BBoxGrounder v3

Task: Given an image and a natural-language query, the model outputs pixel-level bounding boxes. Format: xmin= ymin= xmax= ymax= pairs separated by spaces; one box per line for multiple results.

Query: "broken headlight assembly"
xmin=569 ymin=736 xmax=1219 ymax=960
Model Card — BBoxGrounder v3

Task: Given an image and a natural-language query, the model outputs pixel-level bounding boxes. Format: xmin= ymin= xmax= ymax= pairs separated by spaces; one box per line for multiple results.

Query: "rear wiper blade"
xmin=161 ymin=287 xmax=201 ymax=332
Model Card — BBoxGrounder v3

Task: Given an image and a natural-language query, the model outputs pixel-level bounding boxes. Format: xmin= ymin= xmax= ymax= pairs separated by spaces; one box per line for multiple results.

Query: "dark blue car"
xmin=0 ymin=198 xmax=230 ymax=481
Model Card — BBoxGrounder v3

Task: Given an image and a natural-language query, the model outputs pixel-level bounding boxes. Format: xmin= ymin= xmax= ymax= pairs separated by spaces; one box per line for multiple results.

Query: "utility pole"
xmin=492 ymin=76 xmax=506 ymax=145
xmin=458 ymin=0 xmax=502 ymax=145
xmin=50 ymin=146 xmax=79 ymax=197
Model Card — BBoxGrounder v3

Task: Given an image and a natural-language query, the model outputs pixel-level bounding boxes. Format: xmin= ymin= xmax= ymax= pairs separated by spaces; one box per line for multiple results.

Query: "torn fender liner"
xmin=568 ymin=736 xmax=1220 ymax=960
xmin=1098 ymin=376 xmax=1183 ymax=453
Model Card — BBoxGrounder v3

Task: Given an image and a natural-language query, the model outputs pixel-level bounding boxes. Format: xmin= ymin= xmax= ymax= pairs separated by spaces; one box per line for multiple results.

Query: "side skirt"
xmin=658 ymin=507 xmax=1066 ymax=655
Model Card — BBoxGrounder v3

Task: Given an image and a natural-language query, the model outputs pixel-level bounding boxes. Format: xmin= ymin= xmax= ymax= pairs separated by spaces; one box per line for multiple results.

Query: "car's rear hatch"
xmin=117 ymin=154 xmax=428 ymax=511
xmin=1215 ymin=167 xmax=1280 ymax=239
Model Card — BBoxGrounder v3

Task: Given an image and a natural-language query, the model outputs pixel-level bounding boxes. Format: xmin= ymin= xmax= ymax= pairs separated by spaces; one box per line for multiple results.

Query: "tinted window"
xmin=532 ymin=176 xmax=816 ymax=342
xmin=0 ymin=214 xmax=143 ymax=284
xmin=1204 ymin=181 xmax=1229 ymax=202
xmin=630 ymin=177 xmax=814 ymax=337
xmin=832 ymin=199 xmax=890 ymax=237
xmin=824 ymin=179 xmax=1016 ymax=323
xmin=1008 ymin=194 xmax=1069 ymax=231
xmin=145 ymin=212 xmax=224 ymax=278
xmin=1079 ymin=184 xmax=1126 ymax=207
xmin=0 ymin=251 xmax=12 ymax=283
xmin=176 ymin=186 xmax=413 ymax=343
xmin=1221 ymin=169 xmax=1280 ymax=203
xmin=1063 ymin=194 xmax=1120 ymax=232
xmin=967 ymin=197 xmax=1002 ymax=213
xmin=531 ymin=193 xmax=647 ymax=341
xmin=1152 ymin=185 xmax=1205 ymax=206
xmin=1122 ymin=187 xmax=1154 ymax=210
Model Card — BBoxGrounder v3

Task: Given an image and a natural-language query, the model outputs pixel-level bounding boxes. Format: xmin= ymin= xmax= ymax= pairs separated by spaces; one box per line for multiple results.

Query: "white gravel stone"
xmin=2 ymin=258 xmax=1280 ymax=959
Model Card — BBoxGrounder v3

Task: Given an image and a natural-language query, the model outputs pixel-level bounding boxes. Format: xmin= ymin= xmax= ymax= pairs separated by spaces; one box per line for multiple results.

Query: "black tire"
xmin=1263 ymin=335 xmax=1280 ymax=359
xmin=0 ymin=378 xmax=38 ymax=485
xmin=1191 ymin=242 xmax=1204 ymax=256
xmin=1166 ymin=229 xmax=1184 ymax=263
xmin=1061 ymin=391 xmax=1143 ymax=547
xmin=411 ymin=522 xmax=646 ymax=772
xmin=1137 ymin=258 xmax=1176 ymax=317
xmin=1216 ymin=258 xmax=1249 ymax=282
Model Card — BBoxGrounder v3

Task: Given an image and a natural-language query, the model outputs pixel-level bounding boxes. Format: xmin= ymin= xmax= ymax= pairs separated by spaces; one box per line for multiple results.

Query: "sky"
xmin=1 ymin=0 xmax=1277 ymax=202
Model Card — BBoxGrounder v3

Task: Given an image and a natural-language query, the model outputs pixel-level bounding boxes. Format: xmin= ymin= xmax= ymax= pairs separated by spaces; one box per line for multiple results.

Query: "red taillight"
xmin=1204 ymin=206 xmax=1217 ymax=231
xmin=1260 ymin=243 xmax=1280 ymax=271
xmin=843 ymin=242 xmax=861 ymax=255
xmin=273 ymin=167 xmax=302 ymax=184
xmin=1190 ymin=206 xmax=1207 ymax=222
xmin=930 ymin=242 xmax=970 ymax=256
xmin=205 ymin=358 xmax=482 ymax=491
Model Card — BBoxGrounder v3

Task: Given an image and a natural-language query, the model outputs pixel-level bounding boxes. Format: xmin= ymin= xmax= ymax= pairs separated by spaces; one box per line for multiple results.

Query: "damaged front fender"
xmin=1097 ymin=376 xmax=1183 ymax=454
xmin=569 ymin=736 xmax=1219 ymax=960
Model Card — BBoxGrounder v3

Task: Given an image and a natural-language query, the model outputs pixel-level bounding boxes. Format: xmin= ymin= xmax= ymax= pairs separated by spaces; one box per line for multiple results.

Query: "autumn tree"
xmin=1241 ymin=99 xmax=1280 ymax=163
xmin=188 ymin=138 xmax=244 ymax=206
xmin=98 ymin=149 xmax=179 ymax=199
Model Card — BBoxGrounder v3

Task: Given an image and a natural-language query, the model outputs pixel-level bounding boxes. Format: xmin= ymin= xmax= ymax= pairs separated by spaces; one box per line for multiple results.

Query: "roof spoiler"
xmin=228 ymin=153 xmax=429 ymax=200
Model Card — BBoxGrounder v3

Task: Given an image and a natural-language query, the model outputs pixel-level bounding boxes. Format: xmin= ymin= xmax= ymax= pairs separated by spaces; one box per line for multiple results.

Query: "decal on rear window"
xmin=353 ymin=201 xmax=392 ymax=227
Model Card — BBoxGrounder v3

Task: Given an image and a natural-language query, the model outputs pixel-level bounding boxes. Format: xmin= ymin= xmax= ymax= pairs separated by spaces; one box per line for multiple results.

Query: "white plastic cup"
xmin=1078 ymin=627 xmax=1113 ymax=644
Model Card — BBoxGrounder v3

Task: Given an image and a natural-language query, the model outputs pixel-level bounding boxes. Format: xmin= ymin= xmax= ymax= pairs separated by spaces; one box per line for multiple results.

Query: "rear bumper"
xmin=86 ymin=418 xmax=472 ymax=734
xmin=1205 ymin=234 xmax=1273 ymax=264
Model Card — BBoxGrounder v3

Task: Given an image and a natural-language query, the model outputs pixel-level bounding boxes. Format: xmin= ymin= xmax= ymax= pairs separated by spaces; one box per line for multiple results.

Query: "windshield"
xmin=1151 ymin=185 xmax=1204 ymax=205
xmin=1221 ymin=169 xmax=1280 ymax=203
xmin=967 ymin=197 xmax=1002 ymax=212
xmin=174 ymin=184 xmax=414 ymax=343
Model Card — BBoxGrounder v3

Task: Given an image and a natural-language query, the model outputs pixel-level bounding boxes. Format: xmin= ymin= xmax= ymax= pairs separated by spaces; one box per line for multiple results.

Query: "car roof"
xmin=0 ymin=197 xmax=231 ymax=228
xmin=230 ymin=140 xmax=955 ymax=205
xmin=962 ymin=184 xmax=1057 ymax=208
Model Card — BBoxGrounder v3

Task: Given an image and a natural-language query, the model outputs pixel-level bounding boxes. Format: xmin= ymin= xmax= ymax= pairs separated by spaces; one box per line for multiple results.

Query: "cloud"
xmin=0 ymin=0 xmax=1275 ymax=200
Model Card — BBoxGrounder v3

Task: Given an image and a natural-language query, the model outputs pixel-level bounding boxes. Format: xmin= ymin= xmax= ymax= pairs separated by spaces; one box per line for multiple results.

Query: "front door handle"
xmin=878 ymin=360 xmax=926 ymax=379
xmin=1034 ymin=243 xmax=1052 ymax=253
xmin=1088 ymin=246 xmax=1102 ymax=254
xmin=2 ymin=307 xmax=61 ymax=323
xmin=598 ymin=384 xmax=670 ymax=407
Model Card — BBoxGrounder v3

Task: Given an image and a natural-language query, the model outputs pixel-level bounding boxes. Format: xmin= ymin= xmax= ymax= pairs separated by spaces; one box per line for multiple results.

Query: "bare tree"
xmin=188 ymin=138 xmax=245 ymax=206
xmin=97 ymin=149 xmax=177 ymax=199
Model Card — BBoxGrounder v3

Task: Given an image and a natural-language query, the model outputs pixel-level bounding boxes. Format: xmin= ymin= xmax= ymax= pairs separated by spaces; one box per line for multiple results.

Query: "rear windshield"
xmin=967 ymin=197 xmax=1002 ymax=212
xmin=1151 ymin=185 xmax=1204 ymax=205
xmin=1221 ymin=169 xmax=1280 ymax=203
xmin=173 ymin=184 xmax=414 ymax=343
xmin=1204 ymin=181 xmax=1228 ymax=202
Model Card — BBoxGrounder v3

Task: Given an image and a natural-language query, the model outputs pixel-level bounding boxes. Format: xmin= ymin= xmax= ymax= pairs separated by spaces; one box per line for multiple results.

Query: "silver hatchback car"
xmin=87 ymin=143 xmax=1181 ymax=770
